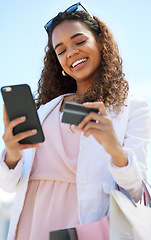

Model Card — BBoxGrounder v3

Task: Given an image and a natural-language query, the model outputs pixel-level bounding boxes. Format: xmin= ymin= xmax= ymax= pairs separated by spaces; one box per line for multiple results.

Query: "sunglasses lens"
xmin=65 ymin=4 xmax=78 ymax=12
xmin=44 ymin=20 xmax=52 ymax=32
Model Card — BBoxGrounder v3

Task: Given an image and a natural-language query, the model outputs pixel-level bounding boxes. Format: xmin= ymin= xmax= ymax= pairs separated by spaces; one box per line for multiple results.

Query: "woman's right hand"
xmin=2 ymin=105 xmax=40 ymax=169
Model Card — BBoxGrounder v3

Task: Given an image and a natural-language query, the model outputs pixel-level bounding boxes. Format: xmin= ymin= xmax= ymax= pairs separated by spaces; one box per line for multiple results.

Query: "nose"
xmin=67 ymin=49 xmax=79 ymax=58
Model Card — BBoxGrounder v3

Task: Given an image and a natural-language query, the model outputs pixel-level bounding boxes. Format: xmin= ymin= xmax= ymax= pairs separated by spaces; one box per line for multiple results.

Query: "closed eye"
xmin=76 ymin=40 xmax=86 ymax=45
xmin=58 ymin=49 xmax=66 ymax=56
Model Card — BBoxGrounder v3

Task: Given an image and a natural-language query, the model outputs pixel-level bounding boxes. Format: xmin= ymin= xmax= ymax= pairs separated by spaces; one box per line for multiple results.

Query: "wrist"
xmin=5 ymin=151 xmax=22 ymax=170
xmin=111 ymin=148 xmax=128 ymax=168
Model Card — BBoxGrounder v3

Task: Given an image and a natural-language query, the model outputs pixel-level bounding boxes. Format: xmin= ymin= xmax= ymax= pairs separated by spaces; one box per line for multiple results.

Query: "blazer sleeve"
xmin=109 ymin=93 xmax=151 ymax=202
xmin=0 ymin=148 xmax=24 ymax=193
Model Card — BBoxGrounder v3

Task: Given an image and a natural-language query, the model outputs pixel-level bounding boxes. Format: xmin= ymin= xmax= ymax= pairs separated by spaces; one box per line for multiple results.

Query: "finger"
xmin=77 ymin=112 xmax=109 ymax=130
xmin=6 ymin=116 xmax=26 ymax=132
xmin=13 ymin=129 xmax=38 ymax=143
xmin=83 ymin=102 xmax=107 ymax=116
xmin=77 ymin=112 xmax=99 ymax=130
xmin=73 ymin=125 xmax=82 ymax=131
xmin=74 ymin=119 xmax=104 ymax=131
xmin=83 ymin=121 xmax=104 ymax=132
xmin=84 ymin=128 xmax=105 ymax=139
xmin=3 ymin=104 xmax=10 ymax=128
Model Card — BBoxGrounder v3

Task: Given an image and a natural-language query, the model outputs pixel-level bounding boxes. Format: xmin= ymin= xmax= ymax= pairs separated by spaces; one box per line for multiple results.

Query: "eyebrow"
xmin=54 ymin=33 xmax=84 ymax=50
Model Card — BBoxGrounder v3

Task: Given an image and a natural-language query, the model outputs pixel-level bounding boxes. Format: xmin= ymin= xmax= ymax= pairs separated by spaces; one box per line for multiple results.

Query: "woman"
xmin=0 ymin=3 xmax=151 ymax=240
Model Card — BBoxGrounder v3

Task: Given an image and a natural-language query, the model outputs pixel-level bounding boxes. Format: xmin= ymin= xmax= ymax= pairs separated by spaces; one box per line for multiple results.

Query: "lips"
xmin=71 ymin=58 xmax=87 ymax=68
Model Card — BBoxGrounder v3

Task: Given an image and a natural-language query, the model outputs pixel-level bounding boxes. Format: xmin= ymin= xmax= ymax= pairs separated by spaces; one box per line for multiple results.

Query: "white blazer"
xmin=0 ymin=92 xmax=151 ymax=240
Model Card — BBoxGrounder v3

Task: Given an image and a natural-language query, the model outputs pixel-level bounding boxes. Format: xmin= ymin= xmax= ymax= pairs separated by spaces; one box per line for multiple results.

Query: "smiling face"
xmin=52 ymin=20 xmax=102 ymax=93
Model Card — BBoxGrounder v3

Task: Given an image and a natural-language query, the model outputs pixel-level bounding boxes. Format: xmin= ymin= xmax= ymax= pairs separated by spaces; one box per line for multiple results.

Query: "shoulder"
xmin=127 ymin=92 xmax=151 ymax=116
xmin=114 ymin=91 xmax=151 ymax=131
xmin=126 ymin=92 xmax=151 ymax=135
xmin=128 ymin=92 xmax=149 ymax=106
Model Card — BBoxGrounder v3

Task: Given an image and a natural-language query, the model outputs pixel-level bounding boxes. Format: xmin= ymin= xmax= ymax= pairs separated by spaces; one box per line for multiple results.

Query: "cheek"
xmin=57 ymin=56 xmax=65 ymax=68
xmin=86 ymin=42 xmax=101 ymax=60
xmin=92 ymin=48 xmax=101 ymax=66
xmin=94 ymin=43 xmax=102 ymax=62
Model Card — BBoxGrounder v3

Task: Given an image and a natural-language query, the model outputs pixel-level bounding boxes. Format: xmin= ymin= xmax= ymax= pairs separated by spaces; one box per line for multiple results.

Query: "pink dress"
xmin=15 ymin=100 xmax=81 ymax=240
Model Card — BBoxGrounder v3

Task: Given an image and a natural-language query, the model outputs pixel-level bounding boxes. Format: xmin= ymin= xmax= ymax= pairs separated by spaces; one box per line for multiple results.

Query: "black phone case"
xmin=61 ymin=101 xmax=99 ymax=125
xmin=1 ymin=84 xmax=45 ymax=144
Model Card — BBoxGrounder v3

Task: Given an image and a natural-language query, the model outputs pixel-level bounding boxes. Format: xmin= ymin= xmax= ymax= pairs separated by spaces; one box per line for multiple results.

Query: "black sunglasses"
xmin=44 ymin=2 xmax=92 ymax=34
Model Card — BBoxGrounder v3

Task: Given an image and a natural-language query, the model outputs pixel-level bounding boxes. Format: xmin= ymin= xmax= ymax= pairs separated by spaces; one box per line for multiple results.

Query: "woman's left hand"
xmin=74 ymin=102 xmax=128 ymax=167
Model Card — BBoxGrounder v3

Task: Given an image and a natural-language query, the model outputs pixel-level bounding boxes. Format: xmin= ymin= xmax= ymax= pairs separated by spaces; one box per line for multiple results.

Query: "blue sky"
xmin=0 ymin=0 xmax=151 ymax=191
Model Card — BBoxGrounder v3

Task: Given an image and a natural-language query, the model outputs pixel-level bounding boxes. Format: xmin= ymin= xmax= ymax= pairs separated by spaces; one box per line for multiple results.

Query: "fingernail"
xmin=31 ymin=129 xmax=37 ymax=133
xmin=83 ymin=102 xmax=90 ymax=105
xmin=20 ymin=116 xmax=26 ymax=120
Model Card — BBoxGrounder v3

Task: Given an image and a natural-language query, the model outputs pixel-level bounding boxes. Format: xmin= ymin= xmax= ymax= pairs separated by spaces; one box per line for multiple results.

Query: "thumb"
xmin=3 ymin=104 xmax=10 ymax=129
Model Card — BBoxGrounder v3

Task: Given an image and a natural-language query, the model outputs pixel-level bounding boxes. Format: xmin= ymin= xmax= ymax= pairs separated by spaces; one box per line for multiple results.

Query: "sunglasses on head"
xmin=44 ymin=2 xmax=92 ymax=34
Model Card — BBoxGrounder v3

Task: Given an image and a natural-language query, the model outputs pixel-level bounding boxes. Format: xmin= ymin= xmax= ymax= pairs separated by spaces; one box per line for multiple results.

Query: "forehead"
xmin=52 ymin=20 xmax=93 ymax=47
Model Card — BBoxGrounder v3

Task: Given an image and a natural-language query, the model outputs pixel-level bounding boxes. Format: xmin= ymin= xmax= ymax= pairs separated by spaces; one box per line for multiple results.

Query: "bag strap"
xmin=116 ymin=180 xmax=151 ymax=208
xmin=142 ymin=180 xmax=151 ymax=207
xmin=115 ymin=183 xmax=137 ymax=207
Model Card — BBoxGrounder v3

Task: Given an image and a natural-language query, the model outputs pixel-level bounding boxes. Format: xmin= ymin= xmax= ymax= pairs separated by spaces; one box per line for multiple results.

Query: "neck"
xmin=76 ymin=81 xmax=93 ymax=96
xmin=75 ymin=70 xmax=99 ymax=95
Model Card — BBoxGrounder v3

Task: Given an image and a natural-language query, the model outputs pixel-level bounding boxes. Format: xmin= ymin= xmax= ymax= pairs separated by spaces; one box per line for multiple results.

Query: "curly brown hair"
xmin=35 ymin=11 xmax=129 ymax=113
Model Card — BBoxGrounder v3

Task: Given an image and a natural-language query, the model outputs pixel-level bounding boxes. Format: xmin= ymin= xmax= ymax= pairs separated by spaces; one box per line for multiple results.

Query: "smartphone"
xmin=61 ymin=101 xmax=99 ymax=125
xmin=1 ymin=84 xmax=45 ymax=144
xmin=50 ymin=228 xmax=77 ymax=240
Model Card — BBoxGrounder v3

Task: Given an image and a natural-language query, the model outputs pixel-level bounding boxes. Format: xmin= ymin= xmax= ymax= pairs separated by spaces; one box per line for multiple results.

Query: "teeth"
xmin=72 ymin=58 xmax=87 ymax=68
